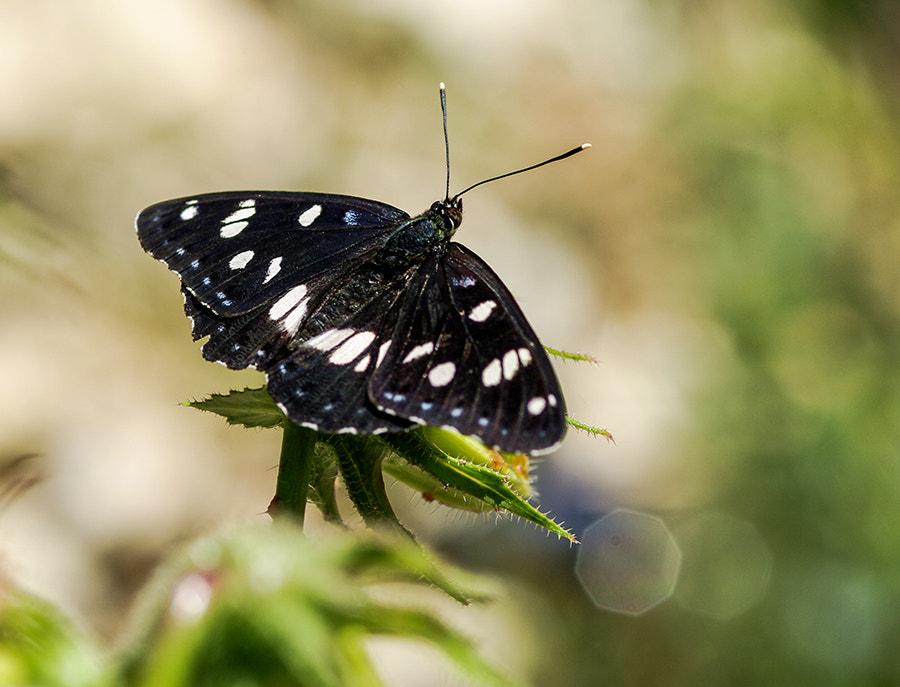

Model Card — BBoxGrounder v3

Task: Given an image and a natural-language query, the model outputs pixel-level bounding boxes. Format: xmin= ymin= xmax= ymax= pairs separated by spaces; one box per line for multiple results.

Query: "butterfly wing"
xmin=136 ymin=191 xmax=409 ymax=316
xmin=137 ymin=190 xmax=411 ymax=370
xmin=137 ymin=190 xmax=423 ymax=434
xmin=370 ymin=243 xmax=566 ymax=454
xmin=263 ymin=272 xmax=413 ymax=435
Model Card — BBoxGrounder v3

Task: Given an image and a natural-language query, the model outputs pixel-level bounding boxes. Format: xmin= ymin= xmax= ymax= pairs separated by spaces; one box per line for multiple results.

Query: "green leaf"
xmin=566 ymin=416 xmax=615 ymax=442
xmin=119 ymin=523 xmax=523 ymax=687
xmin=544 ymin=345 xmax=599 ymax=365
xmin=381 ymin=429 xmax=576 ymax=542
xmin=305 ymin=441 xmax=341 ymax=523
xmin=0 ymin=580 xmax=108 ymax=687
xmin=186 ymin=387 xmax=283 ymax=429
xmin=321 ymin=434 xmax=405 ymax=533
xmin=381 ymin=428 xmax=531 ymax=512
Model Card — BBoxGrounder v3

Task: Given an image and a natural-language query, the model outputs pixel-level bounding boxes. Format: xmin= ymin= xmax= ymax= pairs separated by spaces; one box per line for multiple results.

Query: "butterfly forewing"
xmin=136 ymin=192 xmax=409 ymax=316
xmin=180 ymin=242 xmax=390 ymax=371
xmin=371 ymin=243 xmax=566 ymax=454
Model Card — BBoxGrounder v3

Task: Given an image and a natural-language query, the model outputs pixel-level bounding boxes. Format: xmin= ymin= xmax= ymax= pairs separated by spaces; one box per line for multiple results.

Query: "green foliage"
xmin=0 ymin=580 xmax=107 ymax=687
xmin=0 ymin=525 xmax=522 ymax=687
xmin=117 ymin=523 xmax=521 ymax=687
xmin=189 ymin=388 xmax=575 ymax=541
xmin=4 ymin=387 xmax=545 ymax=686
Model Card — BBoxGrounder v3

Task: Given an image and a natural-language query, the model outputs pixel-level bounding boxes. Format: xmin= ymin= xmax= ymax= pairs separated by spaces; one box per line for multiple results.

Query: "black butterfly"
xmin=136 ymin=86 xmax=588 ymax=455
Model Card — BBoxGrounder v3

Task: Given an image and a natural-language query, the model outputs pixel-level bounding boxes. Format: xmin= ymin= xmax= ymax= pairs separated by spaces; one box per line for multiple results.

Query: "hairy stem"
xmin=269 ymin=422 xmax=317 ymax=526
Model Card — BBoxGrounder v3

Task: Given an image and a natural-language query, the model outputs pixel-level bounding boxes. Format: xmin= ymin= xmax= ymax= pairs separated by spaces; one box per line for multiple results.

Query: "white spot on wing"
xmin=518 ymin=347 xmax=532 ymax=366
xmin=329 ymin=331 xmax=376 ymax=365
xmin=548 ymin=393 xmax=558 ymax=407
xmin=482 ymin=358 xmax=502 ymax=387
xmin=224 ymin=200 xmax=255 ymax=222
xmin=354 ymin=354 xmax=371 ymax=372
xmin=468 ymin=300 xmax=497 ymax=322
xmin=180 ymin=203 xmax=199 ymax=220
xmin=298 ymin=204 xmax=322 ymax=227
xmin=343 ymin=209 xmax=361 ymax=225
xmin=451 ymin=275 xmax=477 ymax=288
xmin=502 ymin=349 xmax=519 ymax=380
xmin=428 ymin=361 xmax=456 ymax=387
xmin=375 ymin=341 xmax=391 ymax=367
xmin=229 ymin=250 xmax=254 ymax=270
xmin=402 ymin=342 xmax=434 ymax=363
xmin=305 ymin=327 xmax=354 ymax=352
xmin=269 ymin=284 xmax=308 ymax=320
xmin=220 ymin=200 xmax=256 ymax=238
xmin=527 ymin=396 xmax=547 ymax=415
xmin=220 ymin=221 xmax=248 ymax=238
xmin=282 ymin=297 xmax=309 ymax=333
xmin=264 ymin=257 xmax=282 ymax=284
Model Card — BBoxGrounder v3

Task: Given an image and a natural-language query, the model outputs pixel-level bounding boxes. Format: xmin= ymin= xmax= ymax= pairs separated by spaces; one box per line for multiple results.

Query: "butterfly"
xmin=136 ymin=85 xmax=588 ymax=455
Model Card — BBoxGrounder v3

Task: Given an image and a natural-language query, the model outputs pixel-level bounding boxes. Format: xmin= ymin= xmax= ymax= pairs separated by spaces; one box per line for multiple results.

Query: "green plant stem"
xmin=270 ymin=421 xmax=317 ymax=527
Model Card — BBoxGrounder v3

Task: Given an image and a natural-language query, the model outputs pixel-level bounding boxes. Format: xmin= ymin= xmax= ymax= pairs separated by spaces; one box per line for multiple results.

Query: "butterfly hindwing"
xmin=370 ymin=243 xmax=566 ymax=454
xmin=264 ymin=269 xmax=413 ymax=435
xmin=136 ymin=192 xmax=409 ymax=316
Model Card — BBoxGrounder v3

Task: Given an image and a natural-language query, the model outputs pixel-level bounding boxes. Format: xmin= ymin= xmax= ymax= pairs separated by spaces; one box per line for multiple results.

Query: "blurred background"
xmin=2 ymin=0 xmax=900 ymax=684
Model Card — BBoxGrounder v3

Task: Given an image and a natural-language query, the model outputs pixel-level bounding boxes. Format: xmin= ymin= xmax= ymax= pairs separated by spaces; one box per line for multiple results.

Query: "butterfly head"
xmin=431 ymin=196 xmax=463 ymax=237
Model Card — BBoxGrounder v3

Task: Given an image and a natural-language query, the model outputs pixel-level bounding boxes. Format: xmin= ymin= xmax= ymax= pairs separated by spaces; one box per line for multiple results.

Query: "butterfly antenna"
xmin=440 ymin=82 xmax=451 ymax=200
xmin=453 ymin=143 xmax=591 ymax=200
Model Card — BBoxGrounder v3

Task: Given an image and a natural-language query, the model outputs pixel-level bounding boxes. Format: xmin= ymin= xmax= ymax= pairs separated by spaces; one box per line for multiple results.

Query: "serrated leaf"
xmin=381 ymin=429 xmax=575 ymax=542
xmin=382 ymin=454 xmax=497 ymax=512
xmin=381 ymin=428 xmax=531 ymax=513
xmin=186 ymin=387 xmax=284 ymax=428
xmin=544 ymin=344 xmax=600 ymax=365
xmin=566 ymin=416 xmax=615 ymax=442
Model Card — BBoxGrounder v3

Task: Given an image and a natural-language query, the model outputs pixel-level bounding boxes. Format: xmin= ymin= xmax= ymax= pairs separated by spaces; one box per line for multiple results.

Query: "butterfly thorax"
xmin=375 ymin=198 xmax=462 ymax=268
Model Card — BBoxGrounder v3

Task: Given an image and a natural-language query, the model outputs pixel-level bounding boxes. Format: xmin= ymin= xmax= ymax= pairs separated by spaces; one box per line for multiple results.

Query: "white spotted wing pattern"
xmin=371 ymin=243 xmax=564 ymax=452
xmin=136 ymin=189 xmax=566 ymax=454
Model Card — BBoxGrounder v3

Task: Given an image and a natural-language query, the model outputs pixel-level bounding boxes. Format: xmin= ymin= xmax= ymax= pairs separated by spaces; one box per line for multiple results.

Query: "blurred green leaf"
xmin=0 ymin=579 xmax=108 ymax=687
xmin=119 ymin=523 xmax=521 ymax=687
